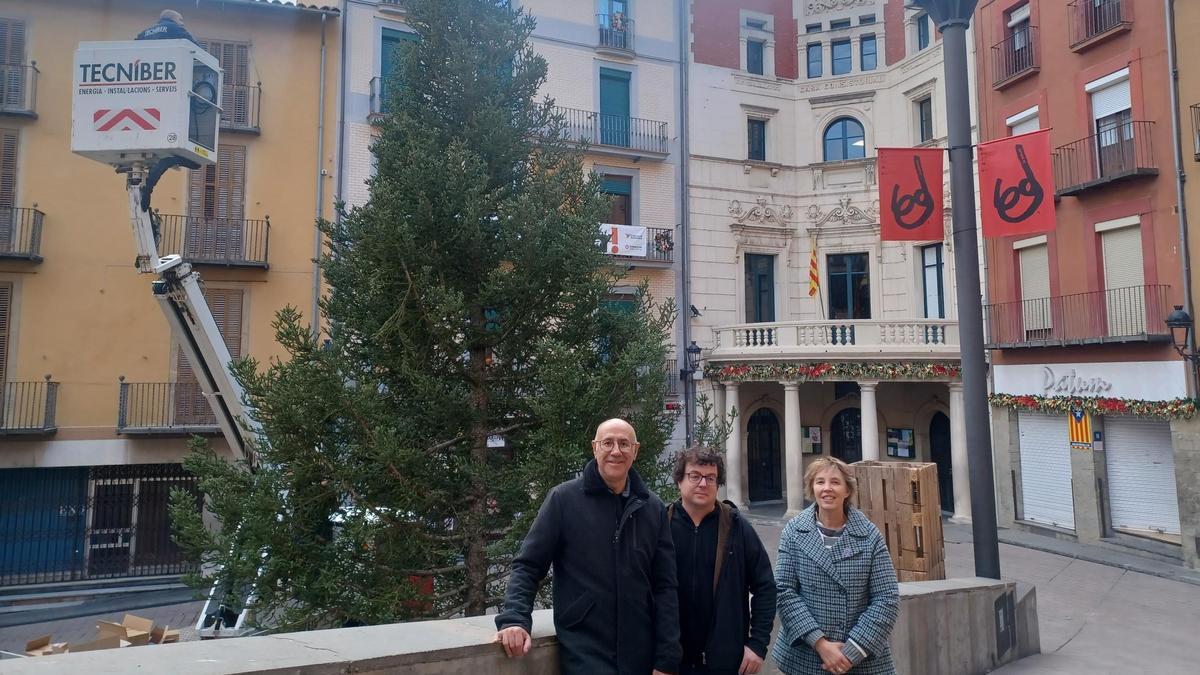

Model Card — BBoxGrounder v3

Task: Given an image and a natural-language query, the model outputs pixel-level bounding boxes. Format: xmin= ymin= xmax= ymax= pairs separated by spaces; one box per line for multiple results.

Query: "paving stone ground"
xmin=0 ymin=600 xmax=202 ymax=657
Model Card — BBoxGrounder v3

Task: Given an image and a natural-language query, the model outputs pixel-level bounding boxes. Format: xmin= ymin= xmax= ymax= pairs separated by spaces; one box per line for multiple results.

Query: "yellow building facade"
xmin=0 ymin=0 xmax=339 ymax=585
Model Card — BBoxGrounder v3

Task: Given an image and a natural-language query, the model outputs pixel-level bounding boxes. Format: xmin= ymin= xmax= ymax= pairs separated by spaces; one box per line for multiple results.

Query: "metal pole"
xmin=1165 ymin=0 xmax=1198 ymax=397
xmin=940 ymin=19 xmax=1001 ymax=579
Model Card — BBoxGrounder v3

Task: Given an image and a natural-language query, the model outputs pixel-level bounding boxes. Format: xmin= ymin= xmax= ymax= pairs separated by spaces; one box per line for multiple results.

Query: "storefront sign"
xmin=993 ymin=361 xmax=1187 ymax=401
xmin=1041 ymin=366 xmax=1112 ymax=396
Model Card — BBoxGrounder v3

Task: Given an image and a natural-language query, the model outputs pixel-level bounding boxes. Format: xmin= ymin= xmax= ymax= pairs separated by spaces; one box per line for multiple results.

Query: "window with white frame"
xmin=1006 ymin=106 xmax=1040 ymax=136
xmin=739 ymin=10 xmax=774 ymax=78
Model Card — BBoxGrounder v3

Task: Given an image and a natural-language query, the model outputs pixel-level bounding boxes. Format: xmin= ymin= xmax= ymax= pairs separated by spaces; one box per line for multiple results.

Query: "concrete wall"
xmin=0 ymin=578 xmax=1038 ymax=675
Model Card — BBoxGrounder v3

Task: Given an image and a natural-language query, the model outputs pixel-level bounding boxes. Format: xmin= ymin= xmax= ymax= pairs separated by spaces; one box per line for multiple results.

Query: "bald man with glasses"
xmin=495 ymin=418 xmax=681 ymax=674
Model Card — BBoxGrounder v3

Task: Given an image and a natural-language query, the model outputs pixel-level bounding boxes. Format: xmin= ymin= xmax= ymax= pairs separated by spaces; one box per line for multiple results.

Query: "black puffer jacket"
xmin=496 ymin=460 xmax=681 ymax=674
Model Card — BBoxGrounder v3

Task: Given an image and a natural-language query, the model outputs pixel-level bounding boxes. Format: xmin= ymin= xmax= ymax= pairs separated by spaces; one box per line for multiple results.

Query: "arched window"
xmin=823 ymin=117 xmax=866 ymax=161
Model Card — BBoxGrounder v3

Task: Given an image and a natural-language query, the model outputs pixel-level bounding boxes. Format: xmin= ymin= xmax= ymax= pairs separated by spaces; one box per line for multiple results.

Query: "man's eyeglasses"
xmin=684 ymin=472 xmax=718 ymax=486
xmin=596 ymin=439 xmax=635 ymax=452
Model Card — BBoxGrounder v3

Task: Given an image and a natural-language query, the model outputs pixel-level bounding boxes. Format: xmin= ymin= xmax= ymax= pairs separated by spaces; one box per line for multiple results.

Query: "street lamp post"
xmin=1166 ymin=305 xmax=1200 ymax=365
xmin=912 ymin=0 xmax=1001 ymax=580
xmin=682 ymin=340 xmax=703 ymax=445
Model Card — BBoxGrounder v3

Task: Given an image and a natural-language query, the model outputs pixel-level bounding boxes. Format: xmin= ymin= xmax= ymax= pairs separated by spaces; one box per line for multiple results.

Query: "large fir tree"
xmin=172 ymin=0 xmax=676 ymax=628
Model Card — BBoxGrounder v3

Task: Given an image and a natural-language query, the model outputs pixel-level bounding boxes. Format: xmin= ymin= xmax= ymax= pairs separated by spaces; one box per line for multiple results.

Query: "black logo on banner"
xmin=993 ymin=144 xmax=1044 ymax=224
xmin=890 ymin=155 xmax=935 ymax=229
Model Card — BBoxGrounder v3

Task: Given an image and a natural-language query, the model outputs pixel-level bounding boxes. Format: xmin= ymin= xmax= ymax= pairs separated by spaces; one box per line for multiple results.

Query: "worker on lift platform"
xmin=136 ymin=9 xmax=199 ymax=45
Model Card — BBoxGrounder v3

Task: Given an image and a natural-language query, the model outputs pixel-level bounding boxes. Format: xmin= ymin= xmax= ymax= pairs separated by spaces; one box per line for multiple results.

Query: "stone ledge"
xmin=2 ymin=580 xmax=1038 ymax=675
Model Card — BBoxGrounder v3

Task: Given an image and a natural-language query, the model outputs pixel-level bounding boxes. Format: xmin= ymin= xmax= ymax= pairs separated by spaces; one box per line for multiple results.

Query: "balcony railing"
xmin=605 ymin=226 xmax=674 ymax=265
xmin=117 ymin=381 xmax=219 ymax=434
xmin=157 ymin=214 xmax=269 ymax=267
xmin=555 ymin=105 xmax=669 ymax=156
xmin=0 ymin=62 xmax=38 ymax=117
xmin=710 ymin=319 xmax=960 ymax=359
xmin=1053 ymin=120 xmax=1157 ymax=196
xmin=597 ymin=13 xmax=634 ymax=53
xmin=0 ymin=207 xmax=44 ymax=261
xmin=1069 ymin=0 xmax=1132 ymax=50
xmin=0 ymin=379 xmax=58 ymax=434
xmin=991 ymin=26 xmax=1039 ymax=88
xmin=984 ymin=285 xmax=1171 ymax=348
xmin=220 ymin=82 xmax=261 ymax=133
xmin=369 ymin=76 xmax=389 ymax=120
xmin=1191 ymin=104 xmax=1200 ymax=160
xmin=665 ymin=357 xmax=679 ymax=397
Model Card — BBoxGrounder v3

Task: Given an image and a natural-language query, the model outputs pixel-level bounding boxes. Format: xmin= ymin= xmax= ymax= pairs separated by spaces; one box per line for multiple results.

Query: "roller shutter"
xmin=1104 ymin=417 xmax=1180 ymax=536
xmin=1018 ymin=411 xmax=1075 ymax=530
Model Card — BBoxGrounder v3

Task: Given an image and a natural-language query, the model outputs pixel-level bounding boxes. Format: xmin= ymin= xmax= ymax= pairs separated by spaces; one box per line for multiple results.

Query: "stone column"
xmin=725 ymin=382 xmax=747 ymax=508
xmin=949 ymin=382 xmax=972 ymax=522
xmin=783 ymin=382 xmax=804 ymax=517
xmin=713 ymin=382 xmax=726 ymax=433
xmin=859 ymin=380 xmax=880 ymax=461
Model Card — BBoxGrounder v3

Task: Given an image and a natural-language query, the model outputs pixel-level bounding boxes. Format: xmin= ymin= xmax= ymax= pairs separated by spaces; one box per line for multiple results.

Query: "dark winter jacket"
xmin=670 ymin=500 xmax=776 ymax=674
xmin=136 ymin=17 xmax=198 ymax=44
xmin=495 ymin=460 xmax=682 ymax=674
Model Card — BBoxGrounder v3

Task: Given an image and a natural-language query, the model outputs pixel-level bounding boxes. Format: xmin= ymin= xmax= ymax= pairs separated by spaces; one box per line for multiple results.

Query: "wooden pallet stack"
xmin=852 ymin=461 xmax=945 ymax=582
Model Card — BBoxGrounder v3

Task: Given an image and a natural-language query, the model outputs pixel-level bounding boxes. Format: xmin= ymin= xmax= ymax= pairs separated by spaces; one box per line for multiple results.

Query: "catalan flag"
xmin=808 ymin=239 xmax=819 ymax=297
xmin=1068 ymin=406 xmax=1092 ymax=449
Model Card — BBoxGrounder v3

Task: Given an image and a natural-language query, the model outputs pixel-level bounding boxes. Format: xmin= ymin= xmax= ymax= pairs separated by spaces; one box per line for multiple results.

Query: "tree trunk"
xmin=464 ymin=308 xmax=490 ymax=616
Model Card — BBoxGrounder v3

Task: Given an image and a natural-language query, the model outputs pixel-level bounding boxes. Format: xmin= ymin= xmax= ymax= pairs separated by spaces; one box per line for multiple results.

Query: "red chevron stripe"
xmin=97 ymin=108 xmax=158 ymax=132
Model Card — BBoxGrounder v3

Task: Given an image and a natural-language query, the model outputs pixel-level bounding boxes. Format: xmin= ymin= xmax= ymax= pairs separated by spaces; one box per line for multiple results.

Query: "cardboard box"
xmin=72 ymin=636 xmax=125 ymax=653
xmin=24 ymin=634 xmax=70 ymax=657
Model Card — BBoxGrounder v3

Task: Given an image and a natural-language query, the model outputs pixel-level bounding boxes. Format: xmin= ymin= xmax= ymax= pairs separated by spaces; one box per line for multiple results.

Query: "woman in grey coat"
xmin=772 ymin=457 xmax=899 ymax=675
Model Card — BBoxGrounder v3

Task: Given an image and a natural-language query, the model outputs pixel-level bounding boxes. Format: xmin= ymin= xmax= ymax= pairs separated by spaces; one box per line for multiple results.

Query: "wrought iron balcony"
xmin=554 ymin=105 xmax=669 ymax=158
xmin=0 ymin=207 xmax=44 ymax=261
xmin=597 ymin=13 xmax=634 ymax=53
xmin=0 ymin=62 xmax=38 ymax=117
xmin=604 ymin=225 xmax=674 ymax=266
xmin=117 ymin=381 xmax=219 ymax=435
xmin=991 ymin=26 xmax=1039 ymax=88
xmin=220 ymin=82 xmax=261 ymax=134
xmin=665 ymin=357 xmax=679 ymax=398
xmin=1191 ymin=104 xmax=1200 ymax=161
xmin=1053 ymin=120 xmax=1157 ymax=196
xmin=369 ymin=76 xmax=389 ymax=121
xmin=0 ymin=379 xmax=58 ymax=435
xmin=709 ymin=319 xmax=960 ymax=361
xmin=1068 ymin=0 xmax=1132 ymax=51
xmin=984 ymin=285 xmax=1171 ymax=348
xmin=157 ymin=214 xmax=270 ymax=268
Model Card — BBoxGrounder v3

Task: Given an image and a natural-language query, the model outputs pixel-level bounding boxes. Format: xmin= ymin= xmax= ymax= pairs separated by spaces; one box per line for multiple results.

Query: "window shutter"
xmin=0 ymin=128 xmax=16 ymax=210
xmin=1101 ymin=225 xmax=1145 ymax=336
xmin=1091 ymin=78 xmax=1131 ymax=121
xmin=0 ymin=282 xmax=10 ymax=385
xmin=1010 ymin=115 xmax=1040 ymax=136
xmin=1019 ymin=244 xmax=1051 ymax=332
xmin=199 ymin=40 xmax=251 ymax=126
xmin=175 ymin=288 xmax=244 ymax=422
xmin=0 ymin=19 xmax=27 ymax=109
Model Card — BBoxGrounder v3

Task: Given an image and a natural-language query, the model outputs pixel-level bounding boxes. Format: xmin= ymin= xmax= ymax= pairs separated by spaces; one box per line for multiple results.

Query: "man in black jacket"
xmin=136 ymin=9 xmax=199 ymax=45
xmin=495 ymin=418 xmax=681 ymax=674
xmin=670 ymin=447 xmax=776 ymax=675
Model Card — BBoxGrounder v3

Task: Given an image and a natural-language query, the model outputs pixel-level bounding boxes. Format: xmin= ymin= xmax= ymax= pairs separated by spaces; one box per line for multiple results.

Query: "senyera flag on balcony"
xmin=979 ymin=129 xmax=1055 ymax=238
xmin=878 ymin=147 xmax=944 ymax=241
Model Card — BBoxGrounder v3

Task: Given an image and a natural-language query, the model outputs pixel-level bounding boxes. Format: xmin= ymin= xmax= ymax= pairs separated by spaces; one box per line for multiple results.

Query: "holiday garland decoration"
xmin=705 ymin=361 xmax=961 ymax=382
xmin=989 ymin=393 xmax=1199 ymax=421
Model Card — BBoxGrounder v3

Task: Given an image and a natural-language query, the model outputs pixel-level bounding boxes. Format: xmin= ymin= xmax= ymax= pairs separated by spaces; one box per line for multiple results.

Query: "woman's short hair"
xmin=672 ymin=446 xmax=726 ymax=486
xmin=803 ymin=456 xmax=857 ymax=508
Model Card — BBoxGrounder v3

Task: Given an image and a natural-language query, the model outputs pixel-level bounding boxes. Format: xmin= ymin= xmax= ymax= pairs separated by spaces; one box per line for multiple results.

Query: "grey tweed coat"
xmin=771 ymin=505 xmax=899 ymax=675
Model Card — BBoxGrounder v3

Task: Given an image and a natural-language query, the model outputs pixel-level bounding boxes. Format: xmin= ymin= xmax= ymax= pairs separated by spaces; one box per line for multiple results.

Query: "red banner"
xmin=878 ymin=147 xmax=944 ymax=241
xmin=979 ymin=129 xmax=1056 ymax=238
